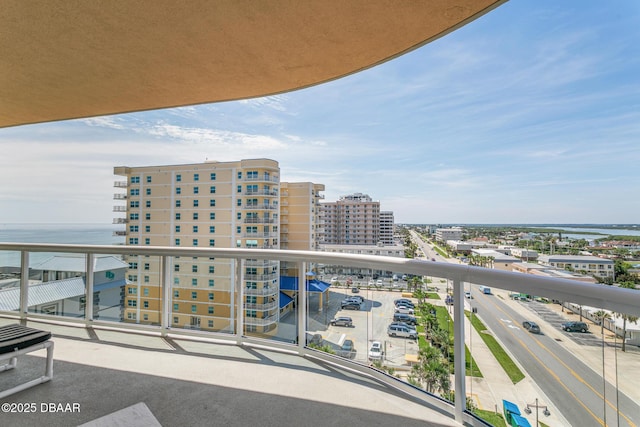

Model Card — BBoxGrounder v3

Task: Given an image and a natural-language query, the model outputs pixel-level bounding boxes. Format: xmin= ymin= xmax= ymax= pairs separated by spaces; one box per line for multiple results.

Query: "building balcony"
xmin=112 ymin=218 xmax=128 ymax=224
xmin=243 ymin=175 xmax=279 ymax=183
xmin=112 ymin=230 xmax=127 ymax=237
xmin=242 ymin=232 xmax=274 ymax=238
xmin=112 ymin=206 xmax=126 ymax=212
xmin=243 ymin=218 xmax=276 ymax=224
xmin=242 ymin=204 xmax=278 ymax=210
xmin=113 ymin=193 xmax=127 ymax=200
xmin=244 ymin=300 xmax=278 ymax=311
xmin=244 ymin=189 xmax=278 ymax=197
xmin=1 ymin=242 xmax=639 ymax=427
xmin=113 ymin=181 xmax=128 ymax=188
xmin=244 ymin=260 xmax=278 ymax=268
xmin=243 ymin=272 xmax=278 ymax=281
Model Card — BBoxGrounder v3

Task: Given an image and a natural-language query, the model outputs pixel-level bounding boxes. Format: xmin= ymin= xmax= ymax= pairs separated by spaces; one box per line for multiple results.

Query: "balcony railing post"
xmin=160 ymin=255 xmax=172 ymax=335
xmin=236 ymin=258 xmax=244 ymax=339
xmin=85 ymin=253 xmax=95 ymax=324
xmin=297 ymin=261 xmax=307 ymax=351
xmin=452 ymin=278 xmax=466 ymax=423
xmin=19 ymin=251 xmax=29 ymax=322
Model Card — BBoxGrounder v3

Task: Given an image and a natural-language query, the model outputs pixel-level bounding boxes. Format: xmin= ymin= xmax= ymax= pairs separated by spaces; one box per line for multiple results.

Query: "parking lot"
xmin=307 ymin=287 xmax=420 ymax=366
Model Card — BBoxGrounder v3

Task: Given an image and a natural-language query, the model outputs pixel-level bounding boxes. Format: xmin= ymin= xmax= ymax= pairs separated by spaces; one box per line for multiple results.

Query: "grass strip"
xmin=466 ymin=311 xmax=525 ymax=384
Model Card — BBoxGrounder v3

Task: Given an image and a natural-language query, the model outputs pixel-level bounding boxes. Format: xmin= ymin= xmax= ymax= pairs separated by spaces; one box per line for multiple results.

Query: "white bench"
xmin=0 ymin=324 xmax=54 ymax=399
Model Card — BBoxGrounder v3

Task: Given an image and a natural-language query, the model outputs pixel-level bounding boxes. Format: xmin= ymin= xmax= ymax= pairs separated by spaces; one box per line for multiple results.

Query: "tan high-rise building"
xmin=320 ymin=193 xmax=385 ymax=245
xmin=113 ymin=159 xmax=323 ymax=336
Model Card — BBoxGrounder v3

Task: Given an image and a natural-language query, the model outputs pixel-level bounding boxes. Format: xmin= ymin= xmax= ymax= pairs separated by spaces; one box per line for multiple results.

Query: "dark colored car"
xmin=306 ymin=333 xmax=323 ymax=346
xmin=393 ymin=312 xmax=417 ymax=325
xmin=330 ymin=316 xmax=353 ymax=327
xmin=393 ymin=298 xmax=414 ymax=308
xmin=345 ymin=295 xmax=364 ymax=304
xmin=522 ymin=320 xmax=541 ymax=334
xmin=341 ymin=300 xmax=361 ymax=310
xmin=339 ymin=339 xmax=355 ymax=358
xmin=562 ymin=321 xmax=589 ymax=332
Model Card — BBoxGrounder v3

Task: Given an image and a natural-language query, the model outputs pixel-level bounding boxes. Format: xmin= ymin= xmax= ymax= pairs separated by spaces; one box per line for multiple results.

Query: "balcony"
xmin=242 ymin=204 xmax=278 ymax=211
xmin=244 ymin=300 xmax=279 ymax=311
xmin=244 ymin=189 xmax=278 ymax=197
xmin=243 ymin=175 xmax=279 ymax=183
xmin=1 ymin=242 xmax=639 ymax=427
xmin=113 ymin=181 xmax=127 ymax=188
xmin=113 ymin=193 xmax=127 ymax=200
xmin=243 ymin=218 xmax=275 ymax=224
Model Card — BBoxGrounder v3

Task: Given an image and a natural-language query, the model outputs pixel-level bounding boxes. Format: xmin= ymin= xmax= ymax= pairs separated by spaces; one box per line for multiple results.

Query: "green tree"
xmin=618 ymin=282 xmax=639 ymax=352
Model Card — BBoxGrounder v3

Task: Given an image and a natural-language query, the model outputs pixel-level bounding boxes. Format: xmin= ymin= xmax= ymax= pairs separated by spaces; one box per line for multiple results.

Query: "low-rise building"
xmin=538 ymin=254 xmax=614 ymax=280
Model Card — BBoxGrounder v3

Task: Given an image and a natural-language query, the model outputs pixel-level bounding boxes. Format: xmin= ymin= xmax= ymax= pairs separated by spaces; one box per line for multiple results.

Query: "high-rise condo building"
xmin=113 ymin=159 xmax=324 ymax=336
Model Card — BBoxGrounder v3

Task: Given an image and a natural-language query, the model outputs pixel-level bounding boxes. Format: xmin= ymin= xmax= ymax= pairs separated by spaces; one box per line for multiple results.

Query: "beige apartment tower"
xmin=321 ymin=193 xmax=383 ymax=245
xmin=114 ymin=159 xmax=323 ymax=336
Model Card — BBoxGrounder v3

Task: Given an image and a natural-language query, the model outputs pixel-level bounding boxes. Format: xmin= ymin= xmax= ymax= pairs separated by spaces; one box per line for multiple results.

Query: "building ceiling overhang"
xmin=0 ymin=0 xmax=507 ymax=128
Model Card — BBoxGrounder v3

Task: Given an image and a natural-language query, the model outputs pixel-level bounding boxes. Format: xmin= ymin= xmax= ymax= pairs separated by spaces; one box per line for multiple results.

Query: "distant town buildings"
xmin=538 ymin=254 xmax=615 ymax=280
xmin=435 ymin=227 xmax=463 ymax=243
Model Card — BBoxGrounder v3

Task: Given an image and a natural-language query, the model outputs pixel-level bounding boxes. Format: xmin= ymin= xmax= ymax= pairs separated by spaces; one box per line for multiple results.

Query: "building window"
xmin=210 ymin=199 xmax=216 ymax=207
xmin=191 ymin=305 xmax=197 ymax=313
xmin=173 ymin=303 xmax=179 ymax=311
xmin=176 ymin=187 xmax=181 ymax=194
xmin=144 ymin=238 xmax=150 ymax=245
xmin=128 ymin=300 xmax=137 ymax=307
xmin=209 ymin=239 xmax=215 ymax=247
xmin=145 ymin=225 xmax=150 ymax=232
xmin=193 ymin=200 xmax=199 ymax=207
xmin=176 ymin=213 xmax=181 ymax=220
xmin=193 ymin=239 xmax=198 ymax=246
xmin=194 ymin=173 xmax=199 ymax=181
xmin=191 ymin=278 xmax=198 ymax=286
xmin=127 ymin=312 xmax=136 ymax=320
xmin=130 ymin=188 xmax=139 ymax=196
xmin=194 ymin=186 xmax=199 ymax=194
xmin=238 ymin=171 xmax=242 ymax=179
xmin=129 ymin=213 xmax=139 ymax=220
xmin=175 ymin=225 xmax=181 ymax=233
xmin=208 ymin=279 xmax=214 ymax=287
xmin=143 ymin=314 xmax=149 ymax=321
xmin=193 ymin=212 xmax=199 ymax=220
xmin=130 ymin=201 xmax=139 ymax=208
xmin=174 ymin=290 xmax=179 ymax=298
xmin=128 ymin=287 xmax=137 ymax=295
xmin=145 ymin=200 xmax=151 ymax=208
xmin=173 ymin=317 xmax=179 ymax=324
xmin=175 ymin=238 xmax=180 ymax=246
xmin=174 ymin=264 xmax=180 ymax=272
xmin=146 ymin=188 xmax=151 ymax=195
xmin=174 ymin=277 xmax=180 ymax=285
xmin=192 ymin=265 xmax=198 ymax=273
xmin=129 ymin=225 xmax=139 ymax=232
xmin=176 ymin=174 xmax=181 ymax=182
xmin=193 ymin=226 xmax=198 ymax=233
xmin=237 ymin=212 xmax=241 ymax=220
xmin=208 ymin=293 xmax=214 ymax=301
xmin=131 ymin=176 xmax=140 ymax=184
xmin=143 ymin=288 xmax=149 ymax=296
xmin=237 ymin=199 xmax=242 ymax=206
xmin=210 ymin=212 xmax=215 ymax=220
xmin=237 ymin=185 xmax=242 ymax=193
xmin=144 ymin=275 xmax=149 ymax=283
xmin=208 ymin=266 xmax=215 ymax=274
xmin=145 ymin=213 xmax=151 ymax=220
xmin=143 ymin=301 xmax=149 ymax=308
xmin=210 ymin=173 xmax=216 ymax=180
xmin=192 ymin=291 xmax=197 ymax=299
xmin=208 ymin=307 xmax=214 ymax=314
xmin=146 ymin=176 xmax=152 ymax=183
xmin=210 ymin=186 xmax=216 ymax=194
xmin=176 ymin=200 xmax=181 ymax=207
xmin=236 ymin=226 xmax=241 ymax=234
xmin=129 ymin=238 xmax=139 ymax=245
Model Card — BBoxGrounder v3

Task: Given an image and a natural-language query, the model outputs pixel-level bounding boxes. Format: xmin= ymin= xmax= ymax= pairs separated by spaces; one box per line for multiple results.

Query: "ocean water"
xmin=0 ymin=223 xmax=122 ymax=266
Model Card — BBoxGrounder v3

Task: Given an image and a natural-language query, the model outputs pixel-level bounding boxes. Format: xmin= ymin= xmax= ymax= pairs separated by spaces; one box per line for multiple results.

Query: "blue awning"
xmin=279 ymin=291 xmax=293 ymax=309
xmin=503 ymin=399 xmax=521 ymax=415
xmin=279 ymin=276 xmax=330 ymax=293
xmin=512 ymin=414 xmax=532 ymax=427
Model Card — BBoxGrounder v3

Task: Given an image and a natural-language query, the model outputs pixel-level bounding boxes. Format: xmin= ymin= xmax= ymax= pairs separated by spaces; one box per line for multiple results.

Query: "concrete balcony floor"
xmin=0 ymin=318 xmax=460 ymax=427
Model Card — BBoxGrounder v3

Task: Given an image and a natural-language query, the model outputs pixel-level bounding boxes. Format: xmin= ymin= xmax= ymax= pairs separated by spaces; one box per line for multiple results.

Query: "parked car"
xmin=562 ymin=321 xmax=589 ymax=332
xmin=394 ymin=305 xmax=414 ymax=314
xmin=368 ymin=279 xmax=375 ymax=286
xmin=401 ymin=274 xmax=407 ymax=280
xmin=368 ymin=341 xmax=383 ymax=361
xmin=522 ymin=320 xmax=541 ymax=334
xmin=351 ymin=286 xmax=359 ymax=293
xmin=387 ymin=323 xmax=418 ymax=339
xmin=394 ymin=298 xmax=415 ymax=308
xmin=341 ymin=300 xmax=361 ymax=310
xmin=392 ymin=275 xmax=399 ymax=281
xmin=330 ymin=277 xmax=338 ymax=283
xmin=339 ymin=339 xmax=355 ymax=358
xmin=356 ymin=274 xmax=364 ymax=279
xmin=346 ymin=295 xmax=364 ymax=304
xmin=376 ymin=279 xmax=383 ymax=286
xmin=464 ymin=291 xmax=473 ymax=299
xmin=330 ymin=316 xmax=353 ymax=327
xmin=393 ymin=313 xmax=417 ymax=325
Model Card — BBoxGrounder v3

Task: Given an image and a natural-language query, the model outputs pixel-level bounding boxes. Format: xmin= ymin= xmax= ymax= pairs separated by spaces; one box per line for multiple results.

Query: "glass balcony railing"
xmin=1 ymin=242 xmax=639 ymax=427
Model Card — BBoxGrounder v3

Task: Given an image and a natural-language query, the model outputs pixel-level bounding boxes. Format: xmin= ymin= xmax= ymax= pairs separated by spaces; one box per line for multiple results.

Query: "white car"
xmin=395 ymin=305 xmax=415 ymax=315
xmin=368 ymin=279 xmax=375 ymax=286
xmin=330 ymin=277 xmax=338 ymax=283
xmin=368 ymin=341 xmax=383 ymax=361
xmin=376 ymin=279 xmax=383 ymax=286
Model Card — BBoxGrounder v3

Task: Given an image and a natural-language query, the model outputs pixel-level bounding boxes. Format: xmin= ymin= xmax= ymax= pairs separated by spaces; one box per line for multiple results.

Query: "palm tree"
xmin=617 ymin=282 xmax=639 ymax=352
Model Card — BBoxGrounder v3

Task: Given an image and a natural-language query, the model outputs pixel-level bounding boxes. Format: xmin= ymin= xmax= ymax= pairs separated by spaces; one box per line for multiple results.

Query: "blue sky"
xmin=1 ymin=1 xmax=639 ymax=224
